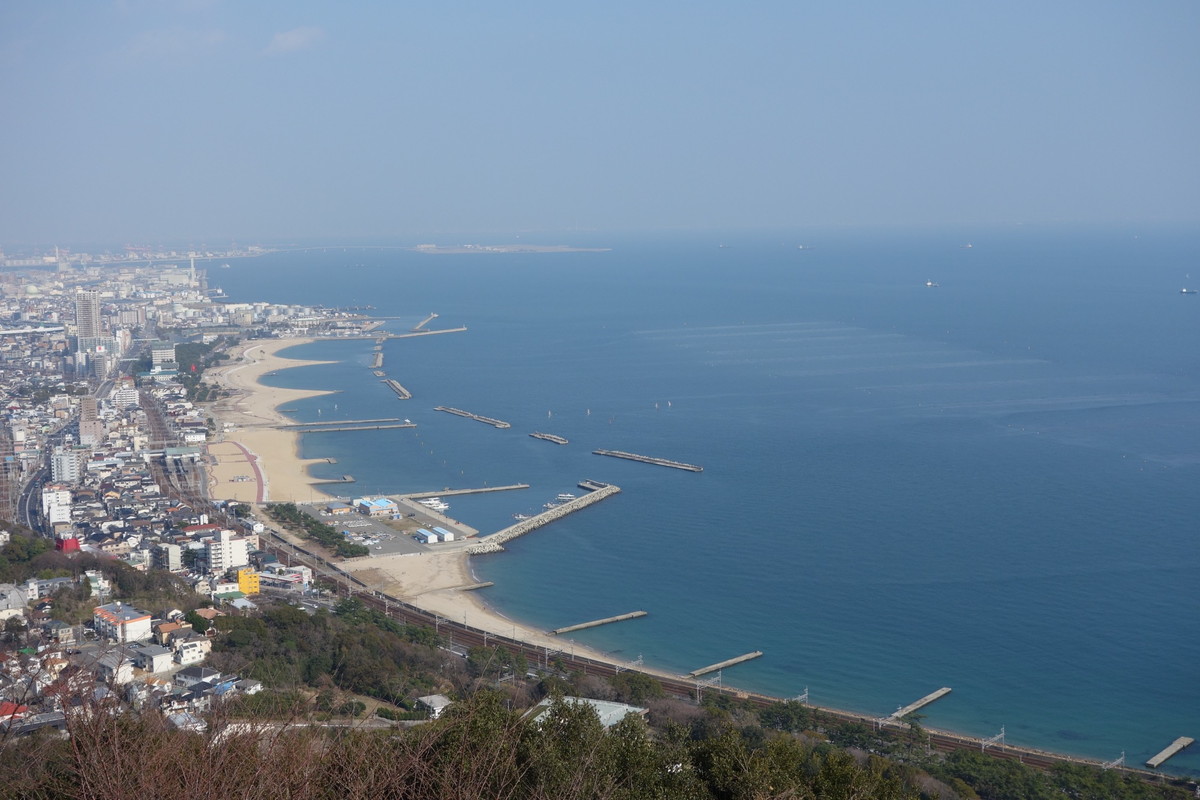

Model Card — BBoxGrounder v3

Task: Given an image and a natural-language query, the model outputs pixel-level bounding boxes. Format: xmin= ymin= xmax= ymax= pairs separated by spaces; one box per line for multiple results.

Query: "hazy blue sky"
xmin=1 ymin=1 xmax=1197 ymax=245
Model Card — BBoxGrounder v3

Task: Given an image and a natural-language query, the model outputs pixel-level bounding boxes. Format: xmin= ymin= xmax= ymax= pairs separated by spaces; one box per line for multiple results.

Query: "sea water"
xmin=218 ymin=226 xmax=1200 ymax=774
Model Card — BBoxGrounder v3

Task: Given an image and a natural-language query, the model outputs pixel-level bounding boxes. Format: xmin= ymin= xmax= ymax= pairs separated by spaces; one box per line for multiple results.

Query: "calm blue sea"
xmin=219 ymin=226 xmax=1200 ymax=773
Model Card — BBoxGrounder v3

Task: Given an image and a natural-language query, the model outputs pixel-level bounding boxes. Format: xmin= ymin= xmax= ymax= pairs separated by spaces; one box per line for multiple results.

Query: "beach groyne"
xmin=530 ymin=432 xmax=569 ymax=445
xmin=552 ymin=611 xmax=647 ymax=635
xmin=689 ymin=651 xmax=763 ymax=677
xmin=468 ymin=482 xmax=621 ymax=554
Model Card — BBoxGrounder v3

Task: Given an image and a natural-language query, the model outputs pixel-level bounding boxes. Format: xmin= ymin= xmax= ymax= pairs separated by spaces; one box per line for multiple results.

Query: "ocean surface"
xmin=217 ymin=225 xmax=1199 ymax=774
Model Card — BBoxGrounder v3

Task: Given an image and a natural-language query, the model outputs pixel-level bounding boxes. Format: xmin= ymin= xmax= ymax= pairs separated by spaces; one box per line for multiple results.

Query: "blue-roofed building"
xmin=355 ymin=497 xmax=398 ymax=517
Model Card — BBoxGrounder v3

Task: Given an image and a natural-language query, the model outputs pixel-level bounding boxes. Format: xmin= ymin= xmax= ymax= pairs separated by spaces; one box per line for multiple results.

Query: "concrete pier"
xmin=310 ymin=475 xmax=355 ymax=485
xmin=389 ymin=326 xmax=468 ymax=339
xmin=593 ymin=449 xmax=703 ymax=472
xmin=370 ymin=351 xmax=383 ymax=369
xmin=435 ymin=406 xmax=511 ymax=428
xmin=467 ymin=483 xmax=622 ymax=554
xmin=280 ymin=418 xmax=403 ymax=430
xmin=551 ymin=611 xmax=647 ymax=635
xmin=286 ymin=423 xmax=416 ymax=433
xmin=400 ymin=484 xmax=530 ymax=499
xmin=1146 ymin=737 xmax=1194 ymax=769
xmin=381 ymin=379 xmax=412 ymax=399
xmin=530 ymin=431 xmax=569 ymax=445
xmin=889 ymin=687 xmax=952 ymax=719
xmin=689 ymin=651 xmax=763 ymax=677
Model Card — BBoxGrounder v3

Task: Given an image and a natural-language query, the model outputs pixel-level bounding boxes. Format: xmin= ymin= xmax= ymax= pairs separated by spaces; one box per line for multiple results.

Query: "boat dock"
xmin=435 ymin=406 xmax=511 ymax=428
xmin=551 ymin=611 xmax=647 ymax=635
xmin=467 ymin=482 xmax=621 ymax=554
xmin=381 ymin=379 xmax=412 ymax=399
xmin=412 ymin=312 xmax=439 ymax=331
xmin=889 ymin=687 xmax=952 ymax=720
xmin=593 ymin=449 xmax=703 ymax=472
xmin=310 ymin=475 xmax=355 ymax=485
xmin=689 ymin=651 xmax=763 ymax=677
xmin=370 ymin=351 xmax=383 ymax=369
xmin=389 ymin=326 xmax=468 ymax=339
xmin=530 ymin=432 xmax=569 ymax=445
xmin=1146 ymin=737 xmax=1194 ymax=769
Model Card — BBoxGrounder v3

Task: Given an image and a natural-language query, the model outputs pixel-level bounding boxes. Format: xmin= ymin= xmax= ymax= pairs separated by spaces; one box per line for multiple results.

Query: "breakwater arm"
xmin=468 ymin=482 xmax=621 ymax=554
xmin=382 ymin=379 xmax=412 ymax=399
xmin=435 ymin=406 xmax=511 ymax=428
xmin=593 ymin=449 xmax=703 ymax=472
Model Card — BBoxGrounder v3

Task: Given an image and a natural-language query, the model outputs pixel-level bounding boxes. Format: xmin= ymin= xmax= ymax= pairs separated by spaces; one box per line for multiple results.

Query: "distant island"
xmin=411 ymin=243 xmax=611 ymax=254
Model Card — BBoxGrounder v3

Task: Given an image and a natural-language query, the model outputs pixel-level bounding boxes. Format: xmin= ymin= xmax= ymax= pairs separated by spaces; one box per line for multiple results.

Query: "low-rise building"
xmin=92 ymin=602 xmax=152 ymax=643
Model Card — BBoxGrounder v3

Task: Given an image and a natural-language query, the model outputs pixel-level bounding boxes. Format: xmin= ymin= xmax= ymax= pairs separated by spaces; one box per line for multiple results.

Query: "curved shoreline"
xmin=204 ymin=337 xmax=1194 ymax=779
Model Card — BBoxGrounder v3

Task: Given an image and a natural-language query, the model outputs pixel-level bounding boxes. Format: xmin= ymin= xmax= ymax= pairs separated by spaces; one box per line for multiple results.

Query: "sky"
xmin=1 ymin=1 xmax=1198 ymax=245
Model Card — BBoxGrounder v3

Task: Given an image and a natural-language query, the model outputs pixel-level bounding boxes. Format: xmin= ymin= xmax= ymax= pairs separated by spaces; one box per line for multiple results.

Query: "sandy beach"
xmin=206 ymin=338 xmax=338 ymax=505
xmin=205 ymin=338 xmax=631 ymax=671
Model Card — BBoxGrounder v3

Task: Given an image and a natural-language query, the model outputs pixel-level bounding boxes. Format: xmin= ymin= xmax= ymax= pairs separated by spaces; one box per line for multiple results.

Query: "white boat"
xmin=1181 ymin=288 xmax=1197 ymax=294
xmin=925 ymin=280 xmax=940 ymax=288
xmin=556 ymin=493 xmax=576 ymax=501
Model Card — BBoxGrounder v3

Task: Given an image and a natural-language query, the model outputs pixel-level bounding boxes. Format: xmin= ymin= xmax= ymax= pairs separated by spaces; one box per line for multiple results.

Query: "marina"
xmin=593 ymin=449 xmax=703 ymax=472
xmin=435 ymin=406 xmax=511 ymax=428
xmin=529 ymin=431 xmax=569 ymax=445
xmin=467 ymin=482 xmax=621 ymax=554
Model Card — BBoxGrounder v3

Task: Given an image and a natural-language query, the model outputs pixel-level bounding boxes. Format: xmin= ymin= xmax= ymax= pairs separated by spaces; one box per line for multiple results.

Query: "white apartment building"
xmin=204 ymin=529 xmax=250 ymax=575
xmin=93 ymin=601 xmax=153 ymax=643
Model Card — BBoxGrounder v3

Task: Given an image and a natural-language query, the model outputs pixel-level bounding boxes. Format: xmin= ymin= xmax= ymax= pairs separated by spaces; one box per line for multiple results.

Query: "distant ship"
xmin=1181 ymin=288 xmax=1197 ymax=294
xmin=925 ymin=280 xmax=940 ymax=288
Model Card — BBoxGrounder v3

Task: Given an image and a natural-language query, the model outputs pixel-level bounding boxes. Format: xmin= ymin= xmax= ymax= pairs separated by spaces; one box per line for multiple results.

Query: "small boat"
xmin=1181 ymin=288 xmax=1197 ymax=294
xmin=543 ymin=502 xmax=560 ymax=510
xmin=556 ymin=493 xmax=576 ymax=501
xmin=925 ymin=280 xmax=940 ymax=288
xmin=513 ymin=513 xmax=531 ymax=521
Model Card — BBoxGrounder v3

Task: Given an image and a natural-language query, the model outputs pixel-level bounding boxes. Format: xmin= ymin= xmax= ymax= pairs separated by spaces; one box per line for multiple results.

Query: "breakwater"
xmin=435 ymin=406 xmax=511 ymax=428
xmin=530 ymin=431 xmax=568 ymax=445
xmin=689 ymin=651 xmax=763 ymax=677
xmin=551 ymin=610 xmax=647 ymax=635
xmin=382 ymin=379 xmax=412 ymax=399
xmin=467 ymin=482 xmax=621 ymax=554
xmin=593 ymin=449 xmax=703 ymax=472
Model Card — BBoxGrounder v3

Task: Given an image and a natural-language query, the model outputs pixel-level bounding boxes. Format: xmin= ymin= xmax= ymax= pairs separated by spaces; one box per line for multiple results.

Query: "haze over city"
xmin=2 ymin=1 xmax=1198 ymax=245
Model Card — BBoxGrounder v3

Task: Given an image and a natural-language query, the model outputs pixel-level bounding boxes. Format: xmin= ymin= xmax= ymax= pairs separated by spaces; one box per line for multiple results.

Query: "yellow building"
xmin=236 ymin=568 xmax=260 ymax=595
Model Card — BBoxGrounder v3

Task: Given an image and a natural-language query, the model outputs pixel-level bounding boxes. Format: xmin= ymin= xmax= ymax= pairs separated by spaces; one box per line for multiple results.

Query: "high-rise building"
xmin=51 ymin=447 xmax=82 ymax=483
xmin=0 ymin=426 xmax=17 ymax=523
xmin=74 ymin=289 xmax=101 ymax=339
